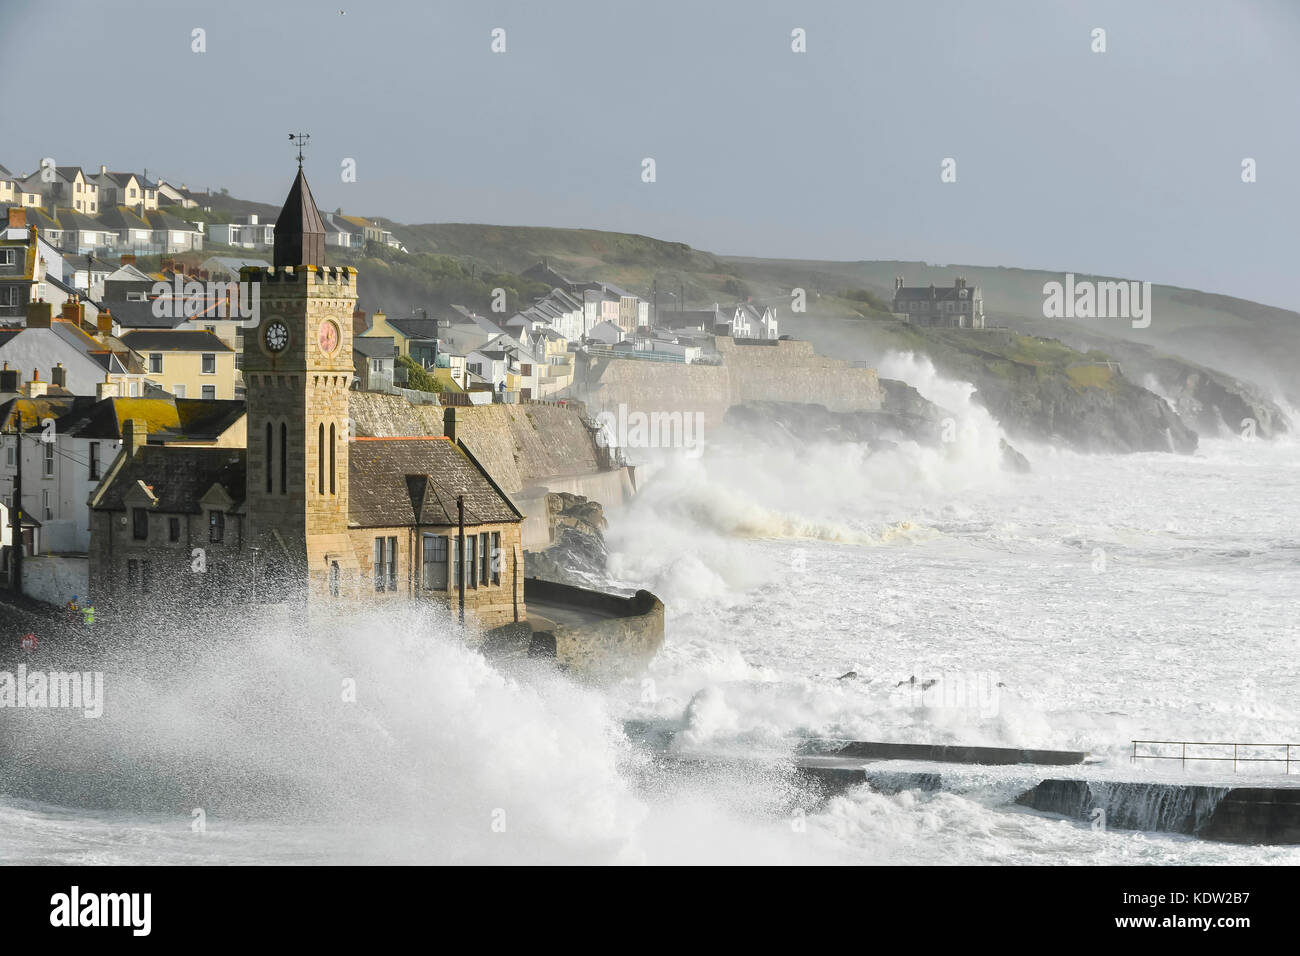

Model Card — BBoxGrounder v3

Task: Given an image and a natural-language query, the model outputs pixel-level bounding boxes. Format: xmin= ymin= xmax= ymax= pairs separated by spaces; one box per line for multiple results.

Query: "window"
xmin=422 ymin=534 xmax=448 ymax=590
xmin=374 ymin=536 xmax=398 ymax=591
xmin=209 ymin=510 xmax=224 ymax=543
xmin=265 ymin=422 xmax=273 ymax=493
xmin=173 ymin=384 xmax=186 ymax=398
xmin=42 ymin=489 xmax=51 ymax=520
xmin=318 ymin=423 xmax=325 ymax=494
xmin=43 ymin=443 xmax=53 ymax=477
xmin=5 ymin=443 xmax=14 ymax=466
xmin=466 ymin=534 xmax=477 ymax=588
xmin=280 ymin=422 xmax=287 ymax=495
xmin=480 ymin=532 xmax=490 ymax=586
xmin=148 ymin=353 xmax=163 ymax=373
xmin=0 ymin=249 xmax=15 ymax=265
xmin=329 ymin=424 xmax=336 ymax=495
xmin=372 ymin=359 xmax=383 ymax=372
xmin=129 ymin=382 xmax=139 ymax=397
xmin=201 ymin=385 xmax=215 ymax=400
xmin=132 ymin=507 xmax=148 ymax=540
xmin=129 ymin=188 xmax=136 ymax=199
xmin=492 ymin=532 xmax=501 ymax=585
xmin=205 ymin=325 xmax=216 ymax=334
xmin=168 ymin=517 xmax=180 ymax=542
xmin=201 ymin=353 xmax=216 ymax=374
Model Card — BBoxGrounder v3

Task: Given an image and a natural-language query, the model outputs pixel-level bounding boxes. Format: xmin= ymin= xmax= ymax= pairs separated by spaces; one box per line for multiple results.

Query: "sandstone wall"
xmin=579 ymin=337 xmax=884 ymax=428
xmin=347 ymin=393 xmax=600 ymax=494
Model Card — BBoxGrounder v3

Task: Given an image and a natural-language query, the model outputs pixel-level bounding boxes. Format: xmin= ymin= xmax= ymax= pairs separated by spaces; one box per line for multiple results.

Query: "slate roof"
xmin=893 ymin=283 xmax=981 ymax=302
xmin=386 ymin=317 xmax=443 ymax=340
xmin=273 ymin=168 xmax=326 ymax=268
xmin=353 ymin=336 xmax=396 ymax=358
xmin=0 ymin=396 xmax=78 ymax=432
xmin=97 ymin=205 xmax=153 ymax=230
xmin=4 ymin=395 xmax=244 ymax=441
xmin=53 ymin=208 xmax=102 ymax=231
xmin=347 ymin=437 xmax=522 ymax=528
xmin=92 ymin=446 xmax=247 ymax=513
xmin=120 ymin=329 xmax=232 ymax=352
xmin=203 ymin=256 xmax=270 ymax=277
xmin=102 ymin=299 xmax=177 ymax=329
xmin=146 ymin=210 xmax=200 ymax=232
xmin=521 ymin=261 xmax=572 ymax=287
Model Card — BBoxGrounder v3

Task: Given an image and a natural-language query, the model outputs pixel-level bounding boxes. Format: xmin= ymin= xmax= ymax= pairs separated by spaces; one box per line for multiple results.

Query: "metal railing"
xmin=1131 ymin=740 xmax=1296 ymax=773
xmin=584 ymin=345 xmax=686 ymax=364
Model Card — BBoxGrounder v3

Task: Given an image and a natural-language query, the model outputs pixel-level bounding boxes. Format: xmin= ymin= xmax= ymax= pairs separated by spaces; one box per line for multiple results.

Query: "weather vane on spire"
xmin=288 ymin=132 xmax=310 ymax=169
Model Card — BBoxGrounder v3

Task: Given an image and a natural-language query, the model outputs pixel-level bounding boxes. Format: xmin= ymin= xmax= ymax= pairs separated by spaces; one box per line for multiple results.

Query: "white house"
xmin=587 ymin=319 xmax=624 ymax=345
xmin=207 ymin=214 xmax=274 ymax=250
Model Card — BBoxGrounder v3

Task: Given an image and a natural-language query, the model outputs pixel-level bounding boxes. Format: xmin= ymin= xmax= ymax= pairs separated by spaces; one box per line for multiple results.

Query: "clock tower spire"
xmin=242 ymin=160 xmax=356 ymax=593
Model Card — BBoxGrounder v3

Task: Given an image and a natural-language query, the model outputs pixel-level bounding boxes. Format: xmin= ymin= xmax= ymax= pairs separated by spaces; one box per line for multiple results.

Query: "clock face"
xmin=318 ymin=320 xmax=340 ymax=354
xmin=264 ymin=320 xmax=290 ymax=353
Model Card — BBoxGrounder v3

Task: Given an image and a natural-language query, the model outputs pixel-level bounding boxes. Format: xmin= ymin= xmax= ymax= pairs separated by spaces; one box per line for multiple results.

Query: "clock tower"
xmin=242 ymin=165 xmax=357 ymax=593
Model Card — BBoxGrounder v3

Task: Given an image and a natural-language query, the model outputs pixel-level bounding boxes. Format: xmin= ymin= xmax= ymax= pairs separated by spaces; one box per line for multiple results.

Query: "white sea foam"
xmin=3 ymin=362 xmax=1298 ymax=864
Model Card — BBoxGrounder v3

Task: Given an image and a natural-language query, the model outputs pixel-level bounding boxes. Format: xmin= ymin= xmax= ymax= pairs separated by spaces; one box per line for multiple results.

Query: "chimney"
xmin=0 ymin=363 xmax=17 ymax=393
xmin=97 ymin=308 xmax=114 ymax=337
xmin=26 ymin=299 xmax=53 ymax=328
xmin=955 ymin=277 xmax=966 ymax=289
xmin=26 ymin=369 xmax=47 ymax=398
xmin=96 ymin=376 xmax=118 ymax=400
xmin=7 ymin=207 xmax=25 ymax=230
xmin=120 ymin=253 xmax=135 ymax=265
xmin=100 ymin=165 xmax=107 ymax=175
xmin=122 ymin=418 xmax=148 ymax=457
xmin=51 ymin=363 xmax=66 ymax=389
xmin=443 ymin=406 xmax=457 ymax=443
xmin=895 ymin=276 xmax=904 ymax=291
xmin=60 ymin=297 xmax=85 ymax=327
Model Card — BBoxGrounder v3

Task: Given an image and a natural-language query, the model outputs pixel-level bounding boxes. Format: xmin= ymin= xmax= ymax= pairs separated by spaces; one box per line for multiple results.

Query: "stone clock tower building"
xmin=88 ymin=161 xmax=527 ymax=628
xmin=241 ymin=166 xmax=359 ymax=593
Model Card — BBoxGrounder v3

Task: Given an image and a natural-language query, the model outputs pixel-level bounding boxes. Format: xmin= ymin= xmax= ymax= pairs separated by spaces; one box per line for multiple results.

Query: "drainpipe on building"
xmin=10 ymin=421 xmax=22 ymax=596
xmin=457 ymin=495 xmax=465 ymax=625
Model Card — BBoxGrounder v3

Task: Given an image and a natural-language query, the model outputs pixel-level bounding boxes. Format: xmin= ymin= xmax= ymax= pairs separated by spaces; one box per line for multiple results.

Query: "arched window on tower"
xmin=318 ymin=423 xmax=325 ymax=495
xmin=265 ymin=421 xmax=273 ymax=493
xmin=329 ymin=423 xmax=336 ymax=495
xmin=280 ymin=422 xmax=288 ymax=495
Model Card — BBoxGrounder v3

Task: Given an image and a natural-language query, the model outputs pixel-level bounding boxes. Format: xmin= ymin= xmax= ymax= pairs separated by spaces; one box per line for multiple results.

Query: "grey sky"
xmin=3 ymin=0 xmax=1298 ymax=310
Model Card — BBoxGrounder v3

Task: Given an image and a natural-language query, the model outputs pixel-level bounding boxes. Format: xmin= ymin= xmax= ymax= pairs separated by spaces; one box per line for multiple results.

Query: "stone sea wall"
xmin=578 ymin=336 xmax=885 ymax=428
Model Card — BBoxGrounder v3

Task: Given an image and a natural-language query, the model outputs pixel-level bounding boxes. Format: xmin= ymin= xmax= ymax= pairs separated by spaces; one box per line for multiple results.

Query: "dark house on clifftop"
xmin=893 ymin=276 xmax=985 ymax=329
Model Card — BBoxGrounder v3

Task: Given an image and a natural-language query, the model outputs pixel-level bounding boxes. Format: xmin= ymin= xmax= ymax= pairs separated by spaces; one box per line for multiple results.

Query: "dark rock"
xmin=523 ymin=493 xmax=608 ymax=586
xmin=1000 ymin=438 xmax=1031 ymax=472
